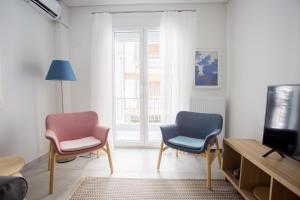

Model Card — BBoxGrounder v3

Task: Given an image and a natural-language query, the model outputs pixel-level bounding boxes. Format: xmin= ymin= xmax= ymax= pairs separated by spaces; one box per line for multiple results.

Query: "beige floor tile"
xmin=23 ymin=148 xmax=224 ymax=200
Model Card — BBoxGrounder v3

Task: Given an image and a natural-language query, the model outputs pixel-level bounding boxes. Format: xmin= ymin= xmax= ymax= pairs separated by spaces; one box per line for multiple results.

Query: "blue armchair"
xmin=157 ymin=111 xmax=223 ymax=190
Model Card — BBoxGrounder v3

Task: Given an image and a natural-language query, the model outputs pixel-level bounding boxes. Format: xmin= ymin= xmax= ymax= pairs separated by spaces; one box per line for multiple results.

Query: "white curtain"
xmin=90 ymin=13 xmax=113 ymax=129
xmin=160 ymin=11 xmax=197 ymax=123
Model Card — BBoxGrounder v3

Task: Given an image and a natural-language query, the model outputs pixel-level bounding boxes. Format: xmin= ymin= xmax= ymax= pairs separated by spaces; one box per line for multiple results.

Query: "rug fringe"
xmin=66 ymin=177 xmax=86 ymax=200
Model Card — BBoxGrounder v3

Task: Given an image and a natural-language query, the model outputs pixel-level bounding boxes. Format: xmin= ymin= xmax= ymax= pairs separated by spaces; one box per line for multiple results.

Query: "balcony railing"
xmin=116 ymin=97 xmax=161 ymax=123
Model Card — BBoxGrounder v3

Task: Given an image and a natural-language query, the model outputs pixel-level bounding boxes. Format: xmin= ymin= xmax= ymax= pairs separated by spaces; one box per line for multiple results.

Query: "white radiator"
xmin=190 ymin=97 xmax=226 ymax=144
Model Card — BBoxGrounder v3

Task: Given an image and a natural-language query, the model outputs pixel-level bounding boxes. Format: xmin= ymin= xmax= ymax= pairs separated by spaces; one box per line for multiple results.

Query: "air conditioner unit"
xmin=26 ymin=0 xmax=61 ymax=20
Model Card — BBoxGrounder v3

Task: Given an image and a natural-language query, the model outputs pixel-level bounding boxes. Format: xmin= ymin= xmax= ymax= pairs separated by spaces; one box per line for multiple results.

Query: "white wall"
xmin=69 ymin=3 xmax=227 ymax=112
xmin=54 ymin=2 xmax=73 ymax=113
xmin=227 ymin=0 xmax=300 ymax=140
xmin=0 ymin=0 xmax=57 ymax=162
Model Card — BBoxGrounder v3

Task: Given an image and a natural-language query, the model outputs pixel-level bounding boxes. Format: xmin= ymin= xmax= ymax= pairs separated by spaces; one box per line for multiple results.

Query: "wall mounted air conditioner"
xmin=25 ymin=0 xmax=61 ymax=20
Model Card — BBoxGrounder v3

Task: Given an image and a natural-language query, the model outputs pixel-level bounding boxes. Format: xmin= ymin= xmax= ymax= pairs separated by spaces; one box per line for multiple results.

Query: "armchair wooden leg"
xmin=215 ymin=138 xmax=222 ymax=169
xmin=176 ymin=150 xmax=179 ymax=157
xmin=206 ymin=144 xmax=212 ymax=190
xmin=106 ymin=142 xmax=113 ymax=174
xmin=49 ymin=147 xmax=56 ymax=194
xmin=48 ymin=143 xmax=53 ymax=171
xmin=157 ymin=140 xmax=164 ymax=170
xmin=96 ymin=149 xmax=100 ymax=159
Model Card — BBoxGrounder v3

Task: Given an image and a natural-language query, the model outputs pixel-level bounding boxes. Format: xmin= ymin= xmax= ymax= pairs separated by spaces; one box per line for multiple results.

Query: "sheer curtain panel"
xmin=90 ymin=13 xmax=113 ymax=130
xmin=160 ymin=11 xmax=197 ymax=123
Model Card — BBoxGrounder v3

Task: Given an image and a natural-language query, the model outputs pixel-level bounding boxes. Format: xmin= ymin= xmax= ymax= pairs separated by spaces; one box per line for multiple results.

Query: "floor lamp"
xmin=46 ymin=60 xmax=76 ymax=162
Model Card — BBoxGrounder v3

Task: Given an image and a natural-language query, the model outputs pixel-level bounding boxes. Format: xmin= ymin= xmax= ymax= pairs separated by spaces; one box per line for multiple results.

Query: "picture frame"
xmin=194 ymin=49 xmax=221 ymax=89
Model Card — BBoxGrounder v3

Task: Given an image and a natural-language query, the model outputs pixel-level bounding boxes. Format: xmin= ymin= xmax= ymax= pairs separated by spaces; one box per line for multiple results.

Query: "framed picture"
xmin=194 ymin=49 xmax=220 ymax=88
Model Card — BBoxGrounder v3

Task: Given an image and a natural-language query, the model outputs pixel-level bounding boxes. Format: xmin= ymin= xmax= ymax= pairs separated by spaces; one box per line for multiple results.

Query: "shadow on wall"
xmin=21 ymin=61 xmax=45 ymax=79
xmin=21 ymin=61 xmax=57 ymax=159
xmin=0 ymin=125 xmax=17 ymax=157
xmin=225 ymin=99 xmax=230 ymax=138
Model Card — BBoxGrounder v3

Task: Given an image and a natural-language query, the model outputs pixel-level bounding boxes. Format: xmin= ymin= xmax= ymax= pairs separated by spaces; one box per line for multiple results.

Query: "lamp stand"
xmin=56 ymin=80 xmax=77 ymax=163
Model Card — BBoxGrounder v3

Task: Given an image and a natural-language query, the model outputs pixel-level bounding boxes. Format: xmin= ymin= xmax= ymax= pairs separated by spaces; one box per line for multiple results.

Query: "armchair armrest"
xmin=45 ymin=129 xmax=61 ymax=153
xmin=202 ymin=129 xmax=222 ymax=151
xmin=160 ymin=124 xmax=181 ymax=142
xmin=0 ymin=176 xmax=28 ymax=200
xmin=93 ymin=125 xmax=110 ymax=144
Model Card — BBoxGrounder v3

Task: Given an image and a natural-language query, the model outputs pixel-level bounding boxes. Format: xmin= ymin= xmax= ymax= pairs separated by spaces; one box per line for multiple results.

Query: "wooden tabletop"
xmin=0 ymin=156 xmax=25 ymax=176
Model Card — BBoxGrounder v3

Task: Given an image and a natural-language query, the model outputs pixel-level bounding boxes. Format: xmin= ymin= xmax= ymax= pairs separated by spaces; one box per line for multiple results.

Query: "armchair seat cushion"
xmin=168 ymin=136 xmax=204 ymax=149
xmin=60 ymin=136 xmax=101 ymax=152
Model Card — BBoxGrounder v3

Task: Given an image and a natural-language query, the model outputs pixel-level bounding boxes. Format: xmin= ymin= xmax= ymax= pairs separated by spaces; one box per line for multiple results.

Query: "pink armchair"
xmin=45 ymin=111 xmax=113 ymax=194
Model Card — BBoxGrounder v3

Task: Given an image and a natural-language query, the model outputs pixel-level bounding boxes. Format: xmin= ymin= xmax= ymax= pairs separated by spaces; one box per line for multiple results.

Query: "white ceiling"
xmin=62 ymin=0 xmax=229 ymax=7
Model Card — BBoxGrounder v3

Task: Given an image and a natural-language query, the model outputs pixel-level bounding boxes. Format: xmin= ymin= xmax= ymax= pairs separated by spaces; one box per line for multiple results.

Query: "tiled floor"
xmin=23 ymin=148 xmax=224 ymax=200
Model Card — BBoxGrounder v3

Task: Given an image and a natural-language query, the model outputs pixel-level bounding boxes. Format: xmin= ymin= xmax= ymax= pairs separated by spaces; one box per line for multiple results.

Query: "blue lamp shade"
xmin=46 ymin=60 xmax=76 ymax=81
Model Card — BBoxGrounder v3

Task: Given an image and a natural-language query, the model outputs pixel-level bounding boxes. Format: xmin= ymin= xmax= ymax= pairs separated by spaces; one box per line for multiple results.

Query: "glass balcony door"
xmin=113 ymin=28 xmax=161 ymax=147
xmin=145 ymin=30 xmax=162 ymax=144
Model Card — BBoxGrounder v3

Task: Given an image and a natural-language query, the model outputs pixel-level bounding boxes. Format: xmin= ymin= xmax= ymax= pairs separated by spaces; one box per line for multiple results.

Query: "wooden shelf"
xmin=240 ymin=189 xmax=259 ymax=200
xmin=222 ymin=139 xmax=300 ymax=200
xmin=253 ymin=187 xmax=270 ymax=200
xmin=223 ymin=169 xmax=239 ymax=186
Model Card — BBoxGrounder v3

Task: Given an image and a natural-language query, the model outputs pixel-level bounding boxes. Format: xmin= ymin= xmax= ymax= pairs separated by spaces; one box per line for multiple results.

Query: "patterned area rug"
xmin=69 ymin=177 xmax=242 ymax=200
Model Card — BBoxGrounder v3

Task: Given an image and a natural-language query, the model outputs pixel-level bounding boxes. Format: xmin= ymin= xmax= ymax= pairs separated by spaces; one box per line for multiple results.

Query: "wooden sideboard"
xmin=222 ymin=139 xmax=300 ymax=200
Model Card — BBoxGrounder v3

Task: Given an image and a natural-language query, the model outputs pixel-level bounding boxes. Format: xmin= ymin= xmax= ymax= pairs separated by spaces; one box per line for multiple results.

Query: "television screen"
xmin=263 ymin=85 xmax=300 ymax=161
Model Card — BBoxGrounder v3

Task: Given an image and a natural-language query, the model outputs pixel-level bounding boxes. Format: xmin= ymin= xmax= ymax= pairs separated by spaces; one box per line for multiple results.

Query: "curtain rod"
xmin=91 ymin=10 xmax=196 ymax=14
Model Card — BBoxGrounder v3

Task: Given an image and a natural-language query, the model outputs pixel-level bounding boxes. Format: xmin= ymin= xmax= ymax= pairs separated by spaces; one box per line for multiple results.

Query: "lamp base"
xmin=56 ymin=155 xmax=77 ymax=163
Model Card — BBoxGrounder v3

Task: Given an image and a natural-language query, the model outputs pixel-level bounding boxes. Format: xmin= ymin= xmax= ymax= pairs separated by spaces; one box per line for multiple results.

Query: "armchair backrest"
xmin=176 ymin=111 xmax=223 ymax=139
xmin=46 ymin=111 xmax=98 ymax=141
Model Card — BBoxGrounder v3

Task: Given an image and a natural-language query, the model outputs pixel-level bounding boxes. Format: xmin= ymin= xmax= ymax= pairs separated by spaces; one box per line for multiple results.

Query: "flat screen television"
xmin=263 ymin=84 xmax=300 ymax=161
